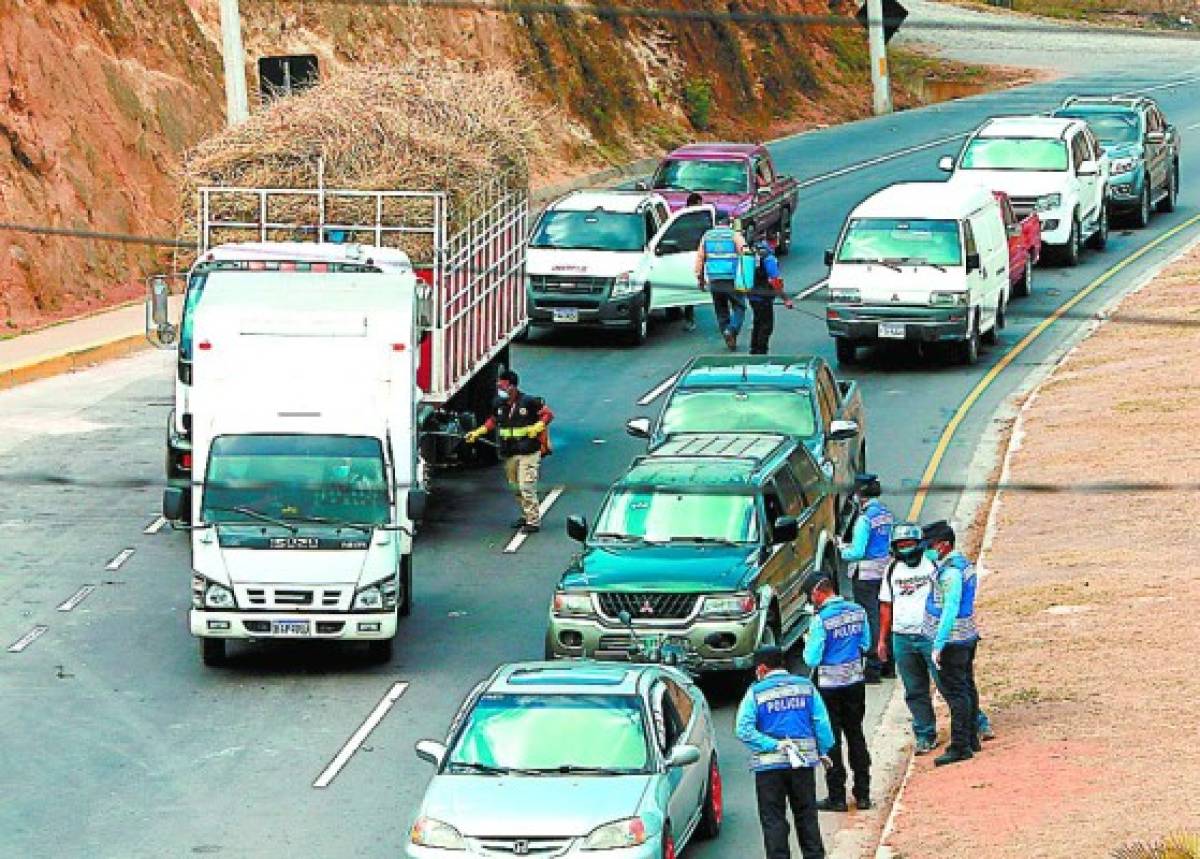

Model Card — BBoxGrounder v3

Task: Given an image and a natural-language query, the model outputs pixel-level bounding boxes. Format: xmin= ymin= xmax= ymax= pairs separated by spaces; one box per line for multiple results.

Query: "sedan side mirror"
xmin=163 ymin=486 xmax=191 ymax=522
xmin=772 ymin=516 xmax=799 ymax=544
xmin=823 ymin=248 xmax=835 ymax=266
xmin=626 ymin=417 xmax=652 ymax=439
xmin=666 ymin=744 xmax=701 ymax=769
xmin=828 ymin=419 xmax=859 ymax=442
xmin=406 ymin=488 xmax=428 ymax=522
xmin=415 ymin=739 xmax=447 ymax=767
xmin=566 ymin=514 xmax=588 ymax=543
xmin=965 ymin=252 xmax=981 ymax=273
xmin=937 ymin=155 xmax=955 ymax=173
xmin=1077 ymin=159 xmax=1099 ymax=176
xmin=1145 ymin=131 xmax=1166 ymax=144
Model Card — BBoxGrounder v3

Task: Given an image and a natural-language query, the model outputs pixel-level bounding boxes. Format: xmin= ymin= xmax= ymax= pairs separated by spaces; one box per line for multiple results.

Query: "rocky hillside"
xmin=1 ymin=0 xmax=965 ymax=333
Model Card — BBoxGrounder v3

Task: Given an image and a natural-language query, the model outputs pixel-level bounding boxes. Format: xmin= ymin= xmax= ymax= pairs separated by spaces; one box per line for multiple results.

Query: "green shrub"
xmin=682 ymin=79 xmax=714 ymax=131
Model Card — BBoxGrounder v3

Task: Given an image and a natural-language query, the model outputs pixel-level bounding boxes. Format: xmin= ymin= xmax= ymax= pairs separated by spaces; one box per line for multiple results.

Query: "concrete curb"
xmin=0 ymin=332 xmax=150 ymax=391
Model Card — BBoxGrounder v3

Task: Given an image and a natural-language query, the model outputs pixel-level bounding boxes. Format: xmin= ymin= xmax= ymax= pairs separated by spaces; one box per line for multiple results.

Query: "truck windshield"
xmin=653 ymin=159 xmax=749 ymax=194
xmin=959 ymin=138 xmax=1069 ymax=171
xmin=594 ymin=488 xmax=759 ymax=544
xmin=837 ymin=218 xmax=962 ymax=267
xmin=661 ymin=390 xmax=816 ymax=438
xmin=202 ymin=435 xmax=388 ymax=527
xmin=1058 ymin=111 xmax=1140 ymax=145
xmin=529 ymin=210 xmax=647 ymax=252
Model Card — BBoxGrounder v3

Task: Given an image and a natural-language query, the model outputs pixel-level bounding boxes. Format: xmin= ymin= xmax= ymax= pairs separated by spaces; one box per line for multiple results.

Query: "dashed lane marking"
xmin=312 ymin=682 xmax=409 ymax=789
xmin=637 ymin=373 xmax=680 ymax=407
xmin=56 ymin=585 xmax=96 ymax=612
xmin=105 ymin=548 xmax=135 ymax=571
xmin=143 ymin=516 xmax=167 ymax=535
xmin=8 ymin=626 xmax=48 ymax=653
xmin=504 ymin=486 xmax=566 ymax=554
xmin=795 ymin=133 xmax=969 ymax=191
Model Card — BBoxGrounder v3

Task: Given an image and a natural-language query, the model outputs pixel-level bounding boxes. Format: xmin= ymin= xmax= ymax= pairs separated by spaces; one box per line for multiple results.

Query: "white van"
xmin=824 ymin=182 xmax=1009 ymax=366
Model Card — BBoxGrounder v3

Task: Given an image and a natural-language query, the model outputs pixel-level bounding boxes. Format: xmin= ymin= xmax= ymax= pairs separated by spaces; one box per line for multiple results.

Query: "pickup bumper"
xmin=826 ymin=305 xmax=971 ymax=343
xmin=527 ymin=290 xmax=643 ymax=330
xmin=1107 ymin=172 xmax=1147 ymax=211
xmin=191 ymin=610 xmax=398 ymax=641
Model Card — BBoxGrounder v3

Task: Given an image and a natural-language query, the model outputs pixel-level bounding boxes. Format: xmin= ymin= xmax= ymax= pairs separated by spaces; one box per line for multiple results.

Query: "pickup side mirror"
xmin=666 ymin=744 xmax=701 ymax=769
xmin=634 ymin=180 xmax=650 ymax=191
xmin=965 ymin=252 xmax=981 ymax=273
xmin=823 ymin=248 xmax=835 ymax=266
xmin=566 ymin=514 xmax=588 ymax=543
xmin=626 ymin=417 xmax=652 ymax=439
xmin=1145 ymin=131 xmax=1166 ymax=145
xmin=772 ymin=516 xmax=799 ymax=544
xmin=656 ymin=239 xmax=682 ymax=256
xmin=145 ymin=275 xmax=178 ymax=349
xmin=828 ymin=419 xmax=859 ymax=442
xmin=406 ymin=488 xmax=428 ymax=522
xmin=1006 ymin=223 xmax=1021 ymax=239
xmin=163 ymin=486 xmax=191 ymax=522
xmin=937 ymin=155 xmax=955 ymax=173
xmin=415 ymin=739 xmax=447 ymax=767
xmin=1077 ymin=159 xmax=1099 ymax=176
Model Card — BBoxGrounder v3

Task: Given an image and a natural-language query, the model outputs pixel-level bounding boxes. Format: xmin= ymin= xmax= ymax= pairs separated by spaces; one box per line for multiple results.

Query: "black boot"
xmin=934 ymin=748 xmax=974 ymax=767
xmin=816 ymin=797 xmax=849 ymax=812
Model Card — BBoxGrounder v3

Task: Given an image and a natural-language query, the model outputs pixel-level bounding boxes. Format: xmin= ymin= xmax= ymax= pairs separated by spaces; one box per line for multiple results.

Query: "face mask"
xmin=497 ymin=389 xmax=510 ymax=402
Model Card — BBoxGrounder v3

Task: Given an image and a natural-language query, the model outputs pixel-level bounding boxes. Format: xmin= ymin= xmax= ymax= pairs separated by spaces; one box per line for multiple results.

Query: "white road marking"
xmin=143 ymin=516 xmax=167 ymax=535
xmin=105 ymin=548 xmax=135 ymax=571
xmin=1125 ymin=72 xmax=1200 ymax=96
xmin=1187 ymin=120 xmax=1200 ymax=131
xmin=795 ymin=132 xmax=969 ymax=190
xmin=637 ymin=373 xmax=680 ymax=406
xmin=504 ymin=486 xmax=566 ymax=554
xmin=312 ymin=681 xmax=409 ymax=789
xmin=797 ymin=278 xmax=829 ymax=300
xmin=56 ymin=585 xmax=96 ymax=613
xmin=8 ymin=626 xmax=49 ymax=653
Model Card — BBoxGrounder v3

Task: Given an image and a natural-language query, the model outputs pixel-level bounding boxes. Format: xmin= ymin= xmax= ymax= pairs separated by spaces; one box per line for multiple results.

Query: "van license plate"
xmin=878 ymin=322 xmax=906 ymax=339
xmin=553 ymin=308 xmax=580 ymax=323
xmin=272 ymin=620 xmax=311 ymax=637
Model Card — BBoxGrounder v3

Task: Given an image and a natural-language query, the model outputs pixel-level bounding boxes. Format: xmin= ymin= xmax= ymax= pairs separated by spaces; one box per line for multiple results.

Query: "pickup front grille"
xmin=529 ymin=274 xmax=613 ymax=295
xmin=597 ymin=592 xmax=699 ymax=621
xmin=1009 ymin=196 xmax=1039 ymax=217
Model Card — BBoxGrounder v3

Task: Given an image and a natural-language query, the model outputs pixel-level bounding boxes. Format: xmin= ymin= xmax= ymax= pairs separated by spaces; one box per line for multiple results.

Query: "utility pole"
xmin=219 ymin=0 xmax=250 ymax=126
xmin=866 ymin=0 xmax=893 ymax=115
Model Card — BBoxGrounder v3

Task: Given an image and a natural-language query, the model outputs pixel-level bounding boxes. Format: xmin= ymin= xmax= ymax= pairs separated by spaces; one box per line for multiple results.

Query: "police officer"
xmin=464 ymin=369 xmax=553 ymax=534
xmin=838 ymin=474 xmax=895 ymax=682
xmin=802 ymin=571 xmax=873 ymax=812
xmin=694 ymin=215 xmax=748 ymax=350
xmin=748 ymin=229 xmax=794 ymax=355
xmin=736 ymin=645 xmax=834 ymax=859
xmin=921 ymin=520 xmax=982 ymax=766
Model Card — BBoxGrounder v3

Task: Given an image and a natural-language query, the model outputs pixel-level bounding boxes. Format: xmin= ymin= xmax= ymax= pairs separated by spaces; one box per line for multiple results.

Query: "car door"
xmin=961 ymin=219 xmax=987 ymax=323
xmin=999 ymin=195 xmax=1022 ymax=281
xmin=766 ymin=466 xmax=813 ymax=629
xmin=642 ymin=205 xmax=716 ymax=309
xmin=1144 ymin=106 xmax=1168 ymax=194
xmin=1071 ymin=131 xmax=1100 ymax=223
xmin=813 ymin=367 xmax=849 ymax=486
xmin=976 ymin=205 xmax=1008 ymax=324
xmin=650 ymin=678 xmax=705 ymax=837
xmin=662 ymin=676 xmax=709 ymax=826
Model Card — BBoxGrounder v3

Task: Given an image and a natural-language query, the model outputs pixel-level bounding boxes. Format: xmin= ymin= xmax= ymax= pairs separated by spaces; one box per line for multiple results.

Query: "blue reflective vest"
xmin=856 ymin=499 xmax=894 ymax=581
xmin=702 ymin=228 xmax=740 ymax=282
xmin=923 ymin=551 xmax=980 ymax=645
xmin=815 ymin=599 xmax=868 ymax=688
xmin=747 ymin=674 xmax=821 ymax=771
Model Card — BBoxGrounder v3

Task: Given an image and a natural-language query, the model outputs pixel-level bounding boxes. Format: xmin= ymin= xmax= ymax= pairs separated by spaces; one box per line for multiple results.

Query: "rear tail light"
xmin=181 ymin=453 xmax=192 ymax=470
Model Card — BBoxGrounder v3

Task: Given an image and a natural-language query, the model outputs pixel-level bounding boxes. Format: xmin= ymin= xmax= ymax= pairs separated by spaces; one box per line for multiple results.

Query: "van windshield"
xmin=959 ymin=138 xmax=1070 ymax=171
xmin=530 ymin=210 xmax=647 ymax=252
xmin=837 ymin=219 xmax=962 ymax=267
xmin=594 ymin=488 xmax=759 ymax=544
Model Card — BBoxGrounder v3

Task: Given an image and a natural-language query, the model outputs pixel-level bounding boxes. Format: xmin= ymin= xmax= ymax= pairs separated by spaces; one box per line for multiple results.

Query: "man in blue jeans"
xmin=877 ymin=523 xmax=993 ymax=755
xmin=694 ymin=216 xmax=748 ymax=350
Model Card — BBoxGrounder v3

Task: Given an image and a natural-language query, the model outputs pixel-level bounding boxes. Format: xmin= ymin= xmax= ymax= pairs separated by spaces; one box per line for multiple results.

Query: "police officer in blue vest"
xmin=694 ymin=215 xmax=748 ymax=350
xmin=839 ymin=473 xmax=896 ymax=682
xmin=922 ymin=520 xmax=982 ymax=766
xmin=736 ymin=645 xmax=835 ymax=859
xmin=802 ymin=570 xmax=874 ymax=812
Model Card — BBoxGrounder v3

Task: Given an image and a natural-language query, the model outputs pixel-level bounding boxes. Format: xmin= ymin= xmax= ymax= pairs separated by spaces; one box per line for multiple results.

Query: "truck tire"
xmin=1087 ymin=202 xmax=1109 ymax=250
xmin=1014 ymin=257 xmax=1033 ymax=298
xmin=626 ymin=295 xmax=649 ymax=347
xmin=983 ymin=297 xmax=1003 ymax=345
xmin=1060 ymin=212 xmax=1081 ymax=267
xmin=776 ymin=208 xmax=793 ymax=257
xmin=368 ymin=634 xmax=394 ymax=664
xmin=835 ymin=338 xmax=858 ymax=366
xmin=1158 ymin=162 xmax=1178 ymax=213
xmin=955 ymin=312 xmax=981 ymax=365
xmin=399 ymin=555 xmax=413 ymax=618
xmin=200 ymin=637 xmax=226 ymax=667
xmin=1133 ymin=180 xmax=1152 ymax=228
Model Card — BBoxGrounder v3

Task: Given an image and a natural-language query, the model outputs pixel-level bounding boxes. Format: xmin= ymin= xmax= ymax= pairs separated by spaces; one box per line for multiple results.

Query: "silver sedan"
xmin=407 ymin=660 xmax=723 ymax=858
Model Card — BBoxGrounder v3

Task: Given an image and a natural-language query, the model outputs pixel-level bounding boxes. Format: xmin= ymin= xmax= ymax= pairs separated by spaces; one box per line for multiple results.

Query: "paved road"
xmin=2 ymin=41 xmax=1200 ymax=859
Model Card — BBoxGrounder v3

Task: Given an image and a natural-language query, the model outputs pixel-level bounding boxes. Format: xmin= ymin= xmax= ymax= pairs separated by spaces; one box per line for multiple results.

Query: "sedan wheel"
xmin=1158 ymin=165 xmax=1178 ymax=213
xmin=662 ymin=824 xmax=677 ymax=859
xmin=1134 ymin=181 xmax=1152 ymax=228
xmin=1014 ymin=257 xmax=1033 ymax=298
xmin=698 ymin=756 xmax=723 ymax=839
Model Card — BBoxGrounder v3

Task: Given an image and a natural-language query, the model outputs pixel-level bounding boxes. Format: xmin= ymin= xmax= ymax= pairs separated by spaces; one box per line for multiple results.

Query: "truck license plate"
xmin=271 ymin=620 xmax=311 ymax=637
xmin=553 ymin=308 xmax=580 ymax=323
xmin=878 ymin=322 xmax=906 ymax=339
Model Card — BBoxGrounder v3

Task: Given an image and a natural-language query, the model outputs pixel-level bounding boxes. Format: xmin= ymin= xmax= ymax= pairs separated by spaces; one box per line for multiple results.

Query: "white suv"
xmin=940 ymin=116 xmax=1109 ymax=266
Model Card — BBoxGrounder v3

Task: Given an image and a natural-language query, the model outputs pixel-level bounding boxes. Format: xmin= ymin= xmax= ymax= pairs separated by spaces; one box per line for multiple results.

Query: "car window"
xmin=999 ymin=196 xmax=1015 ymax=226
xmin=1070 ymin=133 xmax=1089 ymax=169
xmin=816 ymin=374 xmax=838 ymax=425
xmin=651 ymin=682 xmax=686 ymax=752
xmin=644 ymin=210 xmax=659 ymax=244
xmin=773 ymin=468 xmax=806 ymax=513
xmin=663 ymin=678 xmax=694 ymax=729
xmin=962 ymin=221 xmax=978 ymax=257
xmin=763 ymin=490 xmax=786 ymax=530
xmin=1146 ymin=107 xmax=1163 ymax=133
xmin=754 ymin=156 xmax=774 ymax=186
xmin=658 ymin=210 xmax=714 ymax=252
xmin=655 ymin=202 xmax=670 ymax=225
xmin=789 ymin=452 xmax=824 ymax=507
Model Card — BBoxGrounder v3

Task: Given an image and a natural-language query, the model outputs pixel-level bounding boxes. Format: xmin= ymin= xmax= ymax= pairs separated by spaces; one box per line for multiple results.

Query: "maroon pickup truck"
xmin=995 ymin=191 xmax=1042 ymax=298
xmin=639 ymin=142 xmax=800 ymax=255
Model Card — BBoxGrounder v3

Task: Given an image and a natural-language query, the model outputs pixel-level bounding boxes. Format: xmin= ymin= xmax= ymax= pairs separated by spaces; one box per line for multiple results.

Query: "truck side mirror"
xmin=626 ymin=417 xmax=652 ymax=439
xmin=823 ymin=248 xmax=835 ymax=266
xmin=163 ymin=486 xmax=191 ymax=522
xmin=145 ymin=275 xmax=178 ymax=349
xmin=415 ymin=739 xmax=447 ymax=767
xmin=1145 ymin=131 xmax=1165 ymax=144
xmin=772 ymin=516 xmax=799 ymax=544
xmin=1076 ymin=159 xmax=1098 ymax=177
xmin=406 ymin=489 xmax=428 ymax=522
xmin=828 ymin=420 xmax=859 ymax=442
xmin=566 ymin=514 xmax=588 ymax=543
xmin=965 ymin=252 xmax=981 ymax=273
xmin=937 ymin=155 xmax=955 ymax=173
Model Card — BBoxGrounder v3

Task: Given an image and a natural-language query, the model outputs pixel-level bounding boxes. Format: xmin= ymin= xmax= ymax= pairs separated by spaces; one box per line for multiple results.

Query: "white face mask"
xmin=497 ymin=389 xmax=511 ymax=402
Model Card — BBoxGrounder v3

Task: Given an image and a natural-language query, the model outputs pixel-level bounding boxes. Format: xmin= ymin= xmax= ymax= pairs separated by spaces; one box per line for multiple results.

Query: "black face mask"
xmin=893 ymin=545 xmax=924 ymax=567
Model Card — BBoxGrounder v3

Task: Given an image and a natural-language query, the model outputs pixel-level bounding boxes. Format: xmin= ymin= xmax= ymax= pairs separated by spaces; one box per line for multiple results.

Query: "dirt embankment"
xmin=1 ymin=0 xmax=1014 ymax=335
xmin=947 ymin=0 xmax=1199 ymax=30
xmin=883 ymin=243 xmax=1200 ymax=857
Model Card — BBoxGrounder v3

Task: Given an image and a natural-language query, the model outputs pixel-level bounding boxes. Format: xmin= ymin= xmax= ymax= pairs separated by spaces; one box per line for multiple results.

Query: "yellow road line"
xmin=908 ymin=212 xmax=1200 ymax=520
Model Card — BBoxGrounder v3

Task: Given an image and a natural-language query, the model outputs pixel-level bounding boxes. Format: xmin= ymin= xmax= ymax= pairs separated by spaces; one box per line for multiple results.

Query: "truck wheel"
xmin=835 ymin=339 xmax=858 ymax=366
xmin=776 ymin=209 xmax=793 ymax=257
xmin=1014 ymin=257 xmax=1033 ymax=298
xmin=200 ymin=638 xmax=226 ymax=667
xmin=1060 ymin=213 xmax=1081 ymax=267
xmin=1087 ymin=202 xmax=1109 ymax=250
xmin=626 ymin=296 xmax=649 ymax=347
xmin=399 ymin=555 xmax=413 ymax=618
xmin=1158 ymin=163 xmax=1178 ymax=213
xmin=368 ymin=635 xmax=394 ymax=664
xmin=1133 ymin=180 xmax=1152 ymax=228
xmin=955 ymin=313 xmax=981 ymax=365
xmin=983 ymin=298 xmax=1003 ymax=345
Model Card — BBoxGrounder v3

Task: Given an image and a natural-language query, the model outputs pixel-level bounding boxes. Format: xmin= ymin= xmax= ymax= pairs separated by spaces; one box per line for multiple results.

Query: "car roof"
xmin=1056 ymin=95 xmax=1154 ymax=114
xmin=488 ymin=661 xmax=648 ymax=695
xmin=974 ymin=115 xmax=1083 ymax=140
xmin=676 ymin=354 xmax=820 ymax=389
xmin=621 ymin=433 xmax=793 ymax=488
xmin=853 ymin=181 xmax=995 ymax=219
xmin=547 ymin=190 xmax=663 ymax=213
xmin=666 ymin=142 xmax=759 ymax=160
xmin=202 ymin=242 xmax=414 ymax=273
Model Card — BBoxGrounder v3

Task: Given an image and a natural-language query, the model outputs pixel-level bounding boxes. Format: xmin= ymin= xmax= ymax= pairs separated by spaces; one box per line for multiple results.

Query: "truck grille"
xmin=1009 ymin=196 xmax=1039 ymax=217
xmin=597 ymin=592 xmax=699 ymax=621
xmin=239 ymin=586 xmax=347 ymax=611
xmin=470 ymin=837 xmax=573 ymax=856
xmin=529 ymin=274 xmax=613 ymax=295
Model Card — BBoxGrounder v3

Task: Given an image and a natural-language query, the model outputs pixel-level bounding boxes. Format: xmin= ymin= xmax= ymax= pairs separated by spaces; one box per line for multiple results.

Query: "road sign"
xmin=855 ymin=0 xmax=908 ymax=44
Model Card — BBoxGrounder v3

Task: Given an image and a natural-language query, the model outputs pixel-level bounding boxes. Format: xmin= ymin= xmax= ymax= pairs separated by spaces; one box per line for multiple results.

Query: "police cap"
xmin=800 ymin=569 xmax=833 ymax=599
xmin=854 ymin=473 xmax=882 ymax=498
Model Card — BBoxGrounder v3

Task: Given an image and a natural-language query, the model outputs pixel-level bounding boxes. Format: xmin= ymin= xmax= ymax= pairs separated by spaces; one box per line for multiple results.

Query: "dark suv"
xmin=1054 ymin=95 xmax=1181 ymax=227
xmin=545 ymin=433 xmax=840 ymax=673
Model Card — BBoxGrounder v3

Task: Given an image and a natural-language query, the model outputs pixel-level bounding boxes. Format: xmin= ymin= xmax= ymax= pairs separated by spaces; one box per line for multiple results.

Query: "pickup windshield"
xmin=447 ymin=694 xmax=651 ymax=774
xmin=959 ymin=138 xmax=1069 ymax=172
xmin=594 ymin=488 xmax=759 ymax=544
xmin=529 ymin=210 xmax=646 ymax=252
xmin=202 ymin=435 xmax=389 ymax=527
xmin=654 ymin=159 xmax=749 ymax=194
xmin=838 ymin=218 xmax=962 ymax=267
xmin=661 ymin=390 xmax=817 ymax=438
xmin=1058 ymin=111 xmax=1141 ymax=145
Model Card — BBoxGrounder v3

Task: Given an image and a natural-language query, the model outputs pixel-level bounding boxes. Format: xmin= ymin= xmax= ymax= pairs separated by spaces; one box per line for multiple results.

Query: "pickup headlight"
xmin=410 ymin=817 xmax=466 ymax=850
xmin=1035 ymin=193 xmax=1062 ymax=212
xmin=1110 ymin=157 xmax=1137 ymax=176
xmin=354 ymin=575 xmax=398 ymax=612
xmin=829 ymin=287 xmax=861 ymax=304
xmin=700 ymin=592 xmax=757 ymax=618
xmin=582 ymin=817 xmax=649 ymax=850
xmin=192 ymin=574 xmax=236 ymax=610
xmin=552 ymin=591 xmax=594 ymax=617
xmin=930 ymin=291 xmax=968 ymax=307
xmin=611 ymin=271 xmax=641 ymax=298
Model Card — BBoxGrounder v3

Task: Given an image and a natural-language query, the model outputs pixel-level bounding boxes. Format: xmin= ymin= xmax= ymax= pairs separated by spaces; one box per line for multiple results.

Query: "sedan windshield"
xmin=837 ymin=218 xmax=962 ymax=267
xmin=653 ymin=159 xmax=749 ymax=194
xmin=959 ymin=138 xmax=1069 ymax=171
xmin=594 ymin=488 xmax=759 ymax=544
xmin=660 ymin=390 xmax=817 ymax=438
xmin=1060 ymin=111 xmax=1141 ymax=145
xmin=201 ymin=435 xmax=388 ymax=527
xmin=529 ymin=210 xmax=646 ymax=252
xmin=448 ymin=694 xmax=651 ymax=773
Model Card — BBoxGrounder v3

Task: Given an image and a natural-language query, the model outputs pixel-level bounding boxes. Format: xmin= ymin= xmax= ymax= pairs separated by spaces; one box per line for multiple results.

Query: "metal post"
xmin=219 ymin=0 xmax=250 ymax=125
xmin=866 ymin=0 xmax=893 ymax=116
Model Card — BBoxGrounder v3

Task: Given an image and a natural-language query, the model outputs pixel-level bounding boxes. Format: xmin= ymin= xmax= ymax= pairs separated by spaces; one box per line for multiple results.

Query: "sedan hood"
xmin=561 ymin=544 xmax=759 ymax=592
xmin=421 ymin=774 xmax=652 ymax=838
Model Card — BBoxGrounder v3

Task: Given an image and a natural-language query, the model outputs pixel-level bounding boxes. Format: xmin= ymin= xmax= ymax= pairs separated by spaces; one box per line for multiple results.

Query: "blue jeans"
xmin=892 ymin=632 xmax=991 ymax=742
xmin=710 ymin=281 xmax=746 ymax=335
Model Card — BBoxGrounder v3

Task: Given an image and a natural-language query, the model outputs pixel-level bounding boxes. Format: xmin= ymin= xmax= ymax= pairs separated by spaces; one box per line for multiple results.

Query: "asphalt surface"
xmin=2 ymin=41 xmax=1200 ymax=859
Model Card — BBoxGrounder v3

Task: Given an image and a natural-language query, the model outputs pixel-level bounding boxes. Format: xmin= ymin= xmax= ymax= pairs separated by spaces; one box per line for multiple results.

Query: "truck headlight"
xmin=700 ymin=592 xmax=757 ymax=618
xmin=583 ymin=817 xmax=649 ymax=850
xmin=193 ymin=575 xmax=236 ymax=610
xmin=930 ymin=291 xmax=968 ymax=307
xmin=1035 ymin=193 xmax=1062 ymax=212
xmin=1110 ymin=157 xmax=1136 ymax=176
xmin=410 ymin=817 xmax=466 ymax=850
xmin=611 ymin=272 xmax=641 ymax=298
xmin=552 ymin=591 xmax=594 ymax=617
xmin=354 ymin=575 xmax=397 ymax=612
xmin=829 ymin=287 xmax=861 ymax=304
